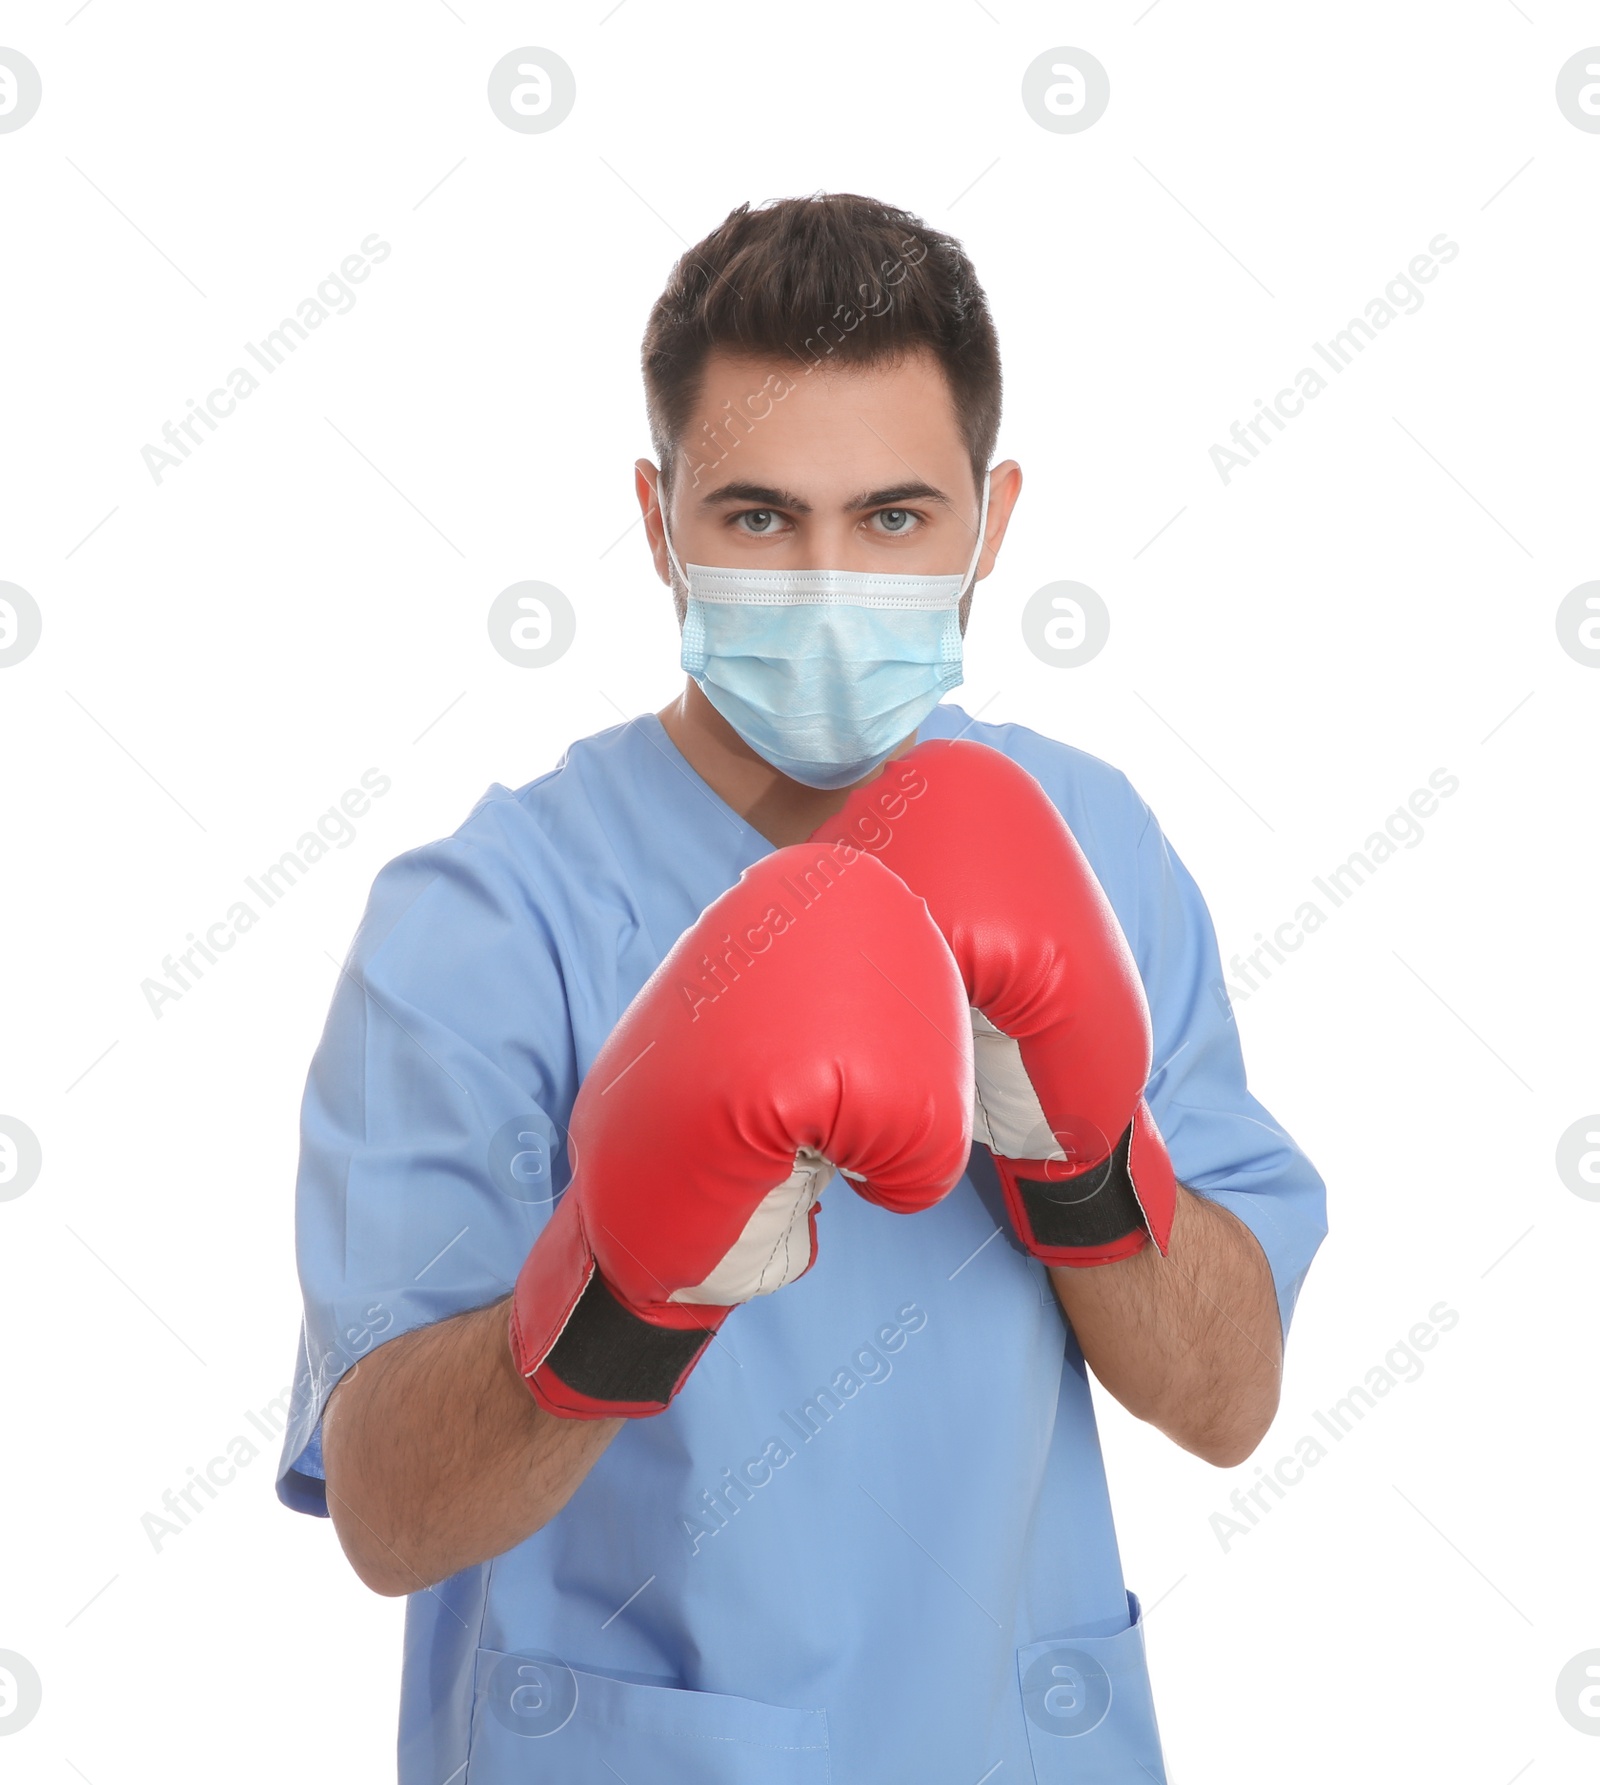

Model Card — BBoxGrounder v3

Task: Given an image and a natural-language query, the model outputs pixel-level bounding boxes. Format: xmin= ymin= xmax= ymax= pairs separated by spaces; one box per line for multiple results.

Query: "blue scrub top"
xmin=276 ymin=703 xmax=1327 ymax=1784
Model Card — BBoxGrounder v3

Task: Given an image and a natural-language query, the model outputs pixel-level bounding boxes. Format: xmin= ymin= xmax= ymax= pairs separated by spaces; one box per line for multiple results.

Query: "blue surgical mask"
xmin=663 ymin=474 xmax=991 ymax=791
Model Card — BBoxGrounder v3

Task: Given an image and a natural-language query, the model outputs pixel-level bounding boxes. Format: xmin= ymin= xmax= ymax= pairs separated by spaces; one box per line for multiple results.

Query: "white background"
xmin=1 ymin=4 xmax=1596 ymax=1781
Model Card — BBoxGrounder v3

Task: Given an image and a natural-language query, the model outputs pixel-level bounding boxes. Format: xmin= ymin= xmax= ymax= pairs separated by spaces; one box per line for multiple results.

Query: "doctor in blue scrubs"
xmin=276 ymin=192 xmax=1327 ymax=1783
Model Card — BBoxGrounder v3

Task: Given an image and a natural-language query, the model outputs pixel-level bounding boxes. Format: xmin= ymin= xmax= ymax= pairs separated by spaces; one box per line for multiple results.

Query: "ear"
xmin=960 ymin=460 xmax=1024 ymax=630
xmin=976 ymin=460 xmax=1024 ymax=582
xmin=635 ymin=460 xmax=666 ymax=573
xmin=636 ymin=459 xmax=681 ymax=593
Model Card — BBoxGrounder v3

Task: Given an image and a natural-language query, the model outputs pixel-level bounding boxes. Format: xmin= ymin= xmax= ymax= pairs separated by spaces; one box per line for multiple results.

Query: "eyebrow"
xmin=694 ymin=479 xmax=952 ymax=515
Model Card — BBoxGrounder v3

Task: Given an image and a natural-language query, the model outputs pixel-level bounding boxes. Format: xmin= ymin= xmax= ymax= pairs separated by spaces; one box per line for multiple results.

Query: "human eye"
xmin=730 ymin=508 xmax=791 ymax=537
xmin=870 ymin=507 xmax=925 ymax=536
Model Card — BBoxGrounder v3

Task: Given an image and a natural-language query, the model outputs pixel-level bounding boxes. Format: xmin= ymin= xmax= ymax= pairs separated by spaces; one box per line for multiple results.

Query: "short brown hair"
xmin=641 ymin=192 xmax=1001 ymax=500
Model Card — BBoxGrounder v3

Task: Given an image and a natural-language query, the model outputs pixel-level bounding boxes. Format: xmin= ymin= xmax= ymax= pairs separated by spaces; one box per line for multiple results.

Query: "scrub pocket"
xmin=1016 ymin=1590 xmax=1167 ymax=1783
xmin=465 ymin=1647 xmax=831 ymax=1784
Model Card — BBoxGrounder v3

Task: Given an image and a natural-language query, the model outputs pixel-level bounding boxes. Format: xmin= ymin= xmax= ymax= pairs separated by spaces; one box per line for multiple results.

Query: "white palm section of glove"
xmin=668 ymin=1148 xmax=838 ymax=1306
xmin=968 ymin=1008 xmax=1092 ymax=1166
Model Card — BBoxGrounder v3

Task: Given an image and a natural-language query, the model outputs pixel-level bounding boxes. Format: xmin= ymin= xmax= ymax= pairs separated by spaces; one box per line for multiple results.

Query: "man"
xmin=276 ymin=192 xmax=1326 ymax=1783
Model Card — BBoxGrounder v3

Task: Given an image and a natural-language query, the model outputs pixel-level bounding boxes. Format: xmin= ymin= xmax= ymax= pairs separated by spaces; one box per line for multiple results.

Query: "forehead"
xmin=686 ymin=346 xmax=967 ymax=483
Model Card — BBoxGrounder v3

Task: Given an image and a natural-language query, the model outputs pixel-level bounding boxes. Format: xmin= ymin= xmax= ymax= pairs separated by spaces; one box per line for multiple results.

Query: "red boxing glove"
xmin=811 ymin=740 xmax=1176 ymax=1268
xmin=510 ymin=842 xmax=974 ymax=1418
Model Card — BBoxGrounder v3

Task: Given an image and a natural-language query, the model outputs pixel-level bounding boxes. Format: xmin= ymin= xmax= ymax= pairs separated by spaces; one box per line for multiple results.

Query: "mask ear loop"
xmin=658 ymin=471 xmax=690 ymax=603
xmin=959 ymin=469 xmax=993 ymax=603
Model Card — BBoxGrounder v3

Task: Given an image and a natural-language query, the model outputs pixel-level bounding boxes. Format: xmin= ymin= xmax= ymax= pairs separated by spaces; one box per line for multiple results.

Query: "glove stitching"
xmin=971 ymin=1014 xmax=1000 ymax=1155
xmin=755 ymin=1161 xmax=816 ymax=1295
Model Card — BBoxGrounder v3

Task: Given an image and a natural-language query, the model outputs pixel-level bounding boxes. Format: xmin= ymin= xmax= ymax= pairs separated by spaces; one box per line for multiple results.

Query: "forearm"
xmin=321 ymin=1293 xmax=622 ymax=1596
xmin=1049 ymin=1183 xmax=1282 ymax=1466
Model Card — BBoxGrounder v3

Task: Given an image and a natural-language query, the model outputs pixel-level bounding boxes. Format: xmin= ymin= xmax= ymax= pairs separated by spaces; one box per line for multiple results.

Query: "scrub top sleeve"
xmin=1126 ymin=798 xmax=1329 ymax=1349
xmin=275 ymin=826 xmax=578 ymax=1517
